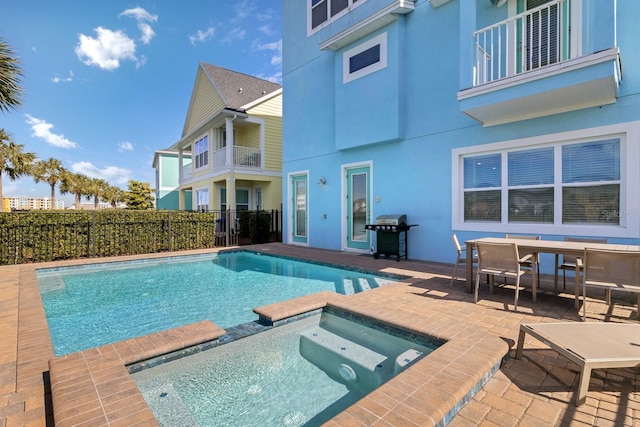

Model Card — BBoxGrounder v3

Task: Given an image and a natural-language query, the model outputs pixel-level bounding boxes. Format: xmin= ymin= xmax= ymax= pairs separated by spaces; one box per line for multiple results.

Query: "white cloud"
xmin=254 ymin=39 xmax=282 ymax=66
xmin=120 ymin=7 xmax=158 ymax=23
xmin=221 ymin=27 xmax=246 ymax=43
xmin=52 ymin=70 xmax=74 ymax=83
xmin=257 ymin=25 xmax=276 ymax=37
xmin=138 ymin=23 xmax=155 ymax=44
xmin=233 ymin=0 xmax=255 ymax=22
xmin=189 ymin=27 xmax=215 ymax=45
xmin=25 ymin=115 xmax=77 ymax=149
xmin=75 ymin=27 xmax=137 ymax=70
xmin=120 ymin=7 xmax=158 ymax=45
xmin=118 ymin=141 xmax=134 ymax=152
xmin=257 ymin=71 xmax=282 ymax=84
xmin=71 ymin=161 xmax=131 ymax=185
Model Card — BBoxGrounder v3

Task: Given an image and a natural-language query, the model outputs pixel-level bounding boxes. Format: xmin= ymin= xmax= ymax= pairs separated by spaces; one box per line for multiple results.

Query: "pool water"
xmin=36 ymin=251 xmax=397 ymax=356
xmin=131 ymin=312 xmax=438 ymax=427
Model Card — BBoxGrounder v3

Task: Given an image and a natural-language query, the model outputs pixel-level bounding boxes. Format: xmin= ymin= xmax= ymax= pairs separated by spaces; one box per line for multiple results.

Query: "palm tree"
xmin=86 ymin=178 xmax=109 ymax=209
xmin=0 ymin=130 xmax=35 ymax=211
xmin=102 ymin=184 xmax=124 ymax=208
xmin=32 ymin=158 xmax=66 ymax=210
xmin=60 ymin=172 xmax=91 ymax=209
xmin=0 ymin=37 xmax=24 ymax=113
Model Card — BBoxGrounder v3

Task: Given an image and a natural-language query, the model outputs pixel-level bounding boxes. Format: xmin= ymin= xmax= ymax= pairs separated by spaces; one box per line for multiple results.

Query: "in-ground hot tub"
xmin=131 ymin=310 xmax=441 ymax=427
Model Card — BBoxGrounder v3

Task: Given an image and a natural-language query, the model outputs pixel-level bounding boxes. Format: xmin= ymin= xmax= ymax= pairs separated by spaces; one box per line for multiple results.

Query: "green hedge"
xmin=0 ymin=210 xmax=219 ymax=265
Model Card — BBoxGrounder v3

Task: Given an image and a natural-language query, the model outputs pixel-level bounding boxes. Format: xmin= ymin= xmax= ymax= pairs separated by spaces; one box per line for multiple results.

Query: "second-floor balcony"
xmin=180 ymin=145 xmax=262 ymax=182
xmin=212 ymin=145 xmax=262 ymax=169
xmin=458 ymin=0 xmax=621 ymax=126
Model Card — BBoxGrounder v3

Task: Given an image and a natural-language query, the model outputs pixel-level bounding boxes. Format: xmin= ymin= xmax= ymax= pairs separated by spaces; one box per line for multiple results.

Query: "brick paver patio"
xmin=1 ymin=243 xmax=638 ymax=426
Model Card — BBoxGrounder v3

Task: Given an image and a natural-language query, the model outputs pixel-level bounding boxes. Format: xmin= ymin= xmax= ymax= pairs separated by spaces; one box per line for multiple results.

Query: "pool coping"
xmin=47 ymin=288 xmax=509 ymax=426
xmin=13 ymin=248 xmax=511 ymax=426
xmin=255 ymin=290 xmax=510 ymax=426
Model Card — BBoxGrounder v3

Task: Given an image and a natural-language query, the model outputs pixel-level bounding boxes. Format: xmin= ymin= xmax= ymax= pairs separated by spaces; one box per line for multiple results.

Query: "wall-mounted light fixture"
xmin=318 ymin=176 xmax=327 ymax=185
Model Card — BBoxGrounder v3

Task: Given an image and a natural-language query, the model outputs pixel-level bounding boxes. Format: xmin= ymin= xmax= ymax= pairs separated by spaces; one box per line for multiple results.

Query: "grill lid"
xmin=375 ymin=214 xmax=407 ymax=226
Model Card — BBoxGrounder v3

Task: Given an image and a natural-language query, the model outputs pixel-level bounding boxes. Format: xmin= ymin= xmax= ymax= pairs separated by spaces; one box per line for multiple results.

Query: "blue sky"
xmin=2 ymin=0 xmax=282 ymax=206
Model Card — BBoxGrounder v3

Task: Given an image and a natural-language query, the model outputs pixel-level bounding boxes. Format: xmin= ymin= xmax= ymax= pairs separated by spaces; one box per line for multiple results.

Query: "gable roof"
xmin=200 ymin=62 xmax=281 ymax=109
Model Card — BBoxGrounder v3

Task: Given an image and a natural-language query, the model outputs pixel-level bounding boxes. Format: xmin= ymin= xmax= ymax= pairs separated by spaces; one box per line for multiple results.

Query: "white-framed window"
xmin=194 ymin=135 xmax=209 ymax=169
xmin=195 ymin=188 xmax=209 ymax=212
xmin=343 ymin=32 xmax=387 ymax=83
xmin=452 ymin=122 xmax=640 ymax=238
xmin=220 ymin=188 xmax=250 ymax=211
xmin=309 ymin=0 xmax=364 ymax=34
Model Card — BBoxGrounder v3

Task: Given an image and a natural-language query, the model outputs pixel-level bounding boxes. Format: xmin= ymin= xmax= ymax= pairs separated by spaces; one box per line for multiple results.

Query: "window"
xmin=309 ymin=0 xmax=363 ymax=33
xmin=508 ymin=147 xmax=554 ymax=223
xmin=453 ymin=122 xmax=640 ymax=237
xmin=463 ymin=141 xmax=619 ymax=226
xmin=343 ymin=32 xmax=387 ymax=83
xmin=194 ymin=135 xmax=208 ymax=169
xmin=562 ymin=140 xmax=620 ymax=224
xmin=220 ymin=188 xmax=250 ymax=211
xmin=195 ymin=188 xmax=209 ymax=212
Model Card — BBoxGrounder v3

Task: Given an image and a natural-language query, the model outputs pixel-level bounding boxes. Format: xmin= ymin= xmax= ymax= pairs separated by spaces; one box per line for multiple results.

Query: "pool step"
xmin=299 ymin=328 xmax=391 ymax=393
xmin=358 ymin=278 xmax=372 ymax=291
xmin=342 ymin=279 xmax=355 ymax=295
xmin=141 ymin=382 xmax=201 ymax=427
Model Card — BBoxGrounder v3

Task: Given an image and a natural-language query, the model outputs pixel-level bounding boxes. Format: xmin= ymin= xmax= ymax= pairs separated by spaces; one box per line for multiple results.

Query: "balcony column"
xmin=225 ymin=117 xmax=234 ymax=166
xmin=459 ymin=0 xmax=476 ymax=89
xmin=178 ymin=149 xmax=184 ymax=180
xmin=178 ymin=189 xmax=185 ymax=210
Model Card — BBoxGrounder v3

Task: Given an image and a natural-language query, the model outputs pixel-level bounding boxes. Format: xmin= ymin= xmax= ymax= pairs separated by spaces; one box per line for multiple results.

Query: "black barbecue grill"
xmin=364 ymin=214 xmax=418 ymax=261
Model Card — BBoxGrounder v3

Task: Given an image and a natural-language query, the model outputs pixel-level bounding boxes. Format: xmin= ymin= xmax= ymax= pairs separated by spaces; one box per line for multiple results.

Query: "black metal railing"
xmin=0 ymin=209 xmax=282 ymax=265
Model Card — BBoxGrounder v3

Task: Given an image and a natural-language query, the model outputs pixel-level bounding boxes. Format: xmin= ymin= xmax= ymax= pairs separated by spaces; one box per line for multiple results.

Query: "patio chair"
xmin=579 ymin=247 xmax=640 ymax=320
xmin=555 ymin=237 xmax=607 ymax=291
xmin=474 ymin=241 xmax=533 ymax=311
xmin=505 ymin=234 xmax=540 ymax=286
xmin=449 ymin=234 xmax=477 ymax=287
xmin=515 ymin=322 xmax=640 ymax=406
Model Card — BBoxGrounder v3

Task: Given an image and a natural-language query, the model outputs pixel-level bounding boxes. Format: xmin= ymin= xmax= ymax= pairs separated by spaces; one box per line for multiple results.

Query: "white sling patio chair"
xmin=579 ymin=247 xmax=640 ymax=320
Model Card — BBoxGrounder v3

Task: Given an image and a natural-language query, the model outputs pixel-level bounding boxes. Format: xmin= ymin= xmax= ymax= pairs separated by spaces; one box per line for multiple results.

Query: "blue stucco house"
xmin=282 ymin=0 xmax=639 ymax=269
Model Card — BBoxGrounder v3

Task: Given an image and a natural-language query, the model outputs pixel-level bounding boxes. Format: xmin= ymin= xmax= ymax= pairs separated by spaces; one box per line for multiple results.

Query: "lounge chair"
xmin=515 ymin=322 xmax=640 ymax=405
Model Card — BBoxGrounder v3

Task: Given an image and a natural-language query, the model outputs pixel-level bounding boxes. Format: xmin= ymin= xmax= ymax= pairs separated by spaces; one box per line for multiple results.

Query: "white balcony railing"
xmin=211 ymin=146 xmax=262 ymax=169
xmin=181 ymin=163 xmax=192 ymax=180
xmin=474 ymin=0 xmax=570 ymax=86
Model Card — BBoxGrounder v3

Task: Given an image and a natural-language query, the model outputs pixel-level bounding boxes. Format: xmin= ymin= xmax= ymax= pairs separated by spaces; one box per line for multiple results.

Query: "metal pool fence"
xmin=0 ymin=209 xmax=281 ymax=265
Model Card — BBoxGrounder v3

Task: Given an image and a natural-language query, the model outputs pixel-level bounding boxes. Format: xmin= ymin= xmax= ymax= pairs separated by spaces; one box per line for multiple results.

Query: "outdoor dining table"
xmin=464 ymin=237 xmax=640 ymax=308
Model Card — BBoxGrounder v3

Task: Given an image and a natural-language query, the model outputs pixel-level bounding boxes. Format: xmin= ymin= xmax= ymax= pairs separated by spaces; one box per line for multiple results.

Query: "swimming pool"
xmin=131 ymin=310 xmax=440 ymax=427
xmin=36 ymin=251 xmax=399 ymax=356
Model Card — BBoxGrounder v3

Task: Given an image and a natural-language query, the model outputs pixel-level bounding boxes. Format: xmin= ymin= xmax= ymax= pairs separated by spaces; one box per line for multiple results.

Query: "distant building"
xmin=3 ymin=196 xmax=65 ymax=211
xmin=153 ymin=150 xmax=193 ymax=210
xmin=156 ymin=62 xmax=283 ymax=213
xmin=76 ymin=201 xmax=115 ymax=210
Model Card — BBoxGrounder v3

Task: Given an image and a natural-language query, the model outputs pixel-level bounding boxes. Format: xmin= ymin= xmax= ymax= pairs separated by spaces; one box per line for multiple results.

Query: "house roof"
xmin=200 ymin=62 xmax=281 ymax=109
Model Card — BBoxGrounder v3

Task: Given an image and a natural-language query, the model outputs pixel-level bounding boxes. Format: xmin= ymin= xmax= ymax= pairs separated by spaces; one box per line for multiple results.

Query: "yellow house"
xmin=168 ymin=62 xmax=282 ymax=214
